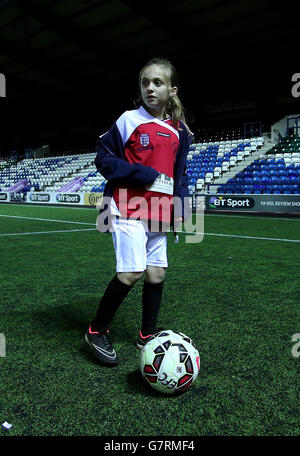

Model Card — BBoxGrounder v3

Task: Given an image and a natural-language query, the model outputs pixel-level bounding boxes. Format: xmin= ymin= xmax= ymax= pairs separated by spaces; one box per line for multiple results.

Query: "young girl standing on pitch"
xmin=85 ymin=57 xmax=193 ymax=365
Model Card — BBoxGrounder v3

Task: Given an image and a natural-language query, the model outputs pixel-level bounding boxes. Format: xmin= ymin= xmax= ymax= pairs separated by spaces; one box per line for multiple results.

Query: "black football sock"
xmin=92 ymin=275 xmax=133 ymax=332
xmin=141 ymin=280 xmax=164 ymax=335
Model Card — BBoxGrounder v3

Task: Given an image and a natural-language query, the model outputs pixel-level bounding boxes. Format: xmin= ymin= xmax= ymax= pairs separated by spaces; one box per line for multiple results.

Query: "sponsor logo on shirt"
xmin=156 ymin=131 xmax=171 ymax=138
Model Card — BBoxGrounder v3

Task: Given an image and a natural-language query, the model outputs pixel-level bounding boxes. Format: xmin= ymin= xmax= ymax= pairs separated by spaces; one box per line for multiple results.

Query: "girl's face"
xmin=140 ymin=65 xmax=177 ymax=117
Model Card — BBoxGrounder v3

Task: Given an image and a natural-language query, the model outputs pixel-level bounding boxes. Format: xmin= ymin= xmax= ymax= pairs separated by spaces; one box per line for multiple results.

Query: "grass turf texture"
xmin=0 ymin=203 xmax=299 ymax=436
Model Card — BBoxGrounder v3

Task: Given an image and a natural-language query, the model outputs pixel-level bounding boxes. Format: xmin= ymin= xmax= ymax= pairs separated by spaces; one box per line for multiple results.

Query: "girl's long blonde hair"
xmin=135 ymin=57 xmax=189 ymax=132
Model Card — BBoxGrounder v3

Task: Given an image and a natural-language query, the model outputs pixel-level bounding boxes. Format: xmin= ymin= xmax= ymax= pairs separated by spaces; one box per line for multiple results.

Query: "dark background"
xmin=0 ymin=0 xmax=299 ymax=156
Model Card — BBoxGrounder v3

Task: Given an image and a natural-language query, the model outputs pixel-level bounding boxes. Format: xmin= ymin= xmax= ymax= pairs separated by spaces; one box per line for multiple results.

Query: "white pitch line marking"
xmin=0 ymin=214 xmax=94 ymax=225
xmin=174 ymin=230 xmax=300 ymax=243
xmin=0 ymin=215 xmax=299 ymax=242
xmin=0 ymin=228 xmax=96 ymax=237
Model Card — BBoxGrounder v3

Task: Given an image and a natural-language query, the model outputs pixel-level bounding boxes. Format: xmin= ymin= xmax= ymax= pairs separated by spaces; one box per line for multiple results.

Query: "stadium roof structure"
xmin=0 ymin=0 xmax=299 ymax=153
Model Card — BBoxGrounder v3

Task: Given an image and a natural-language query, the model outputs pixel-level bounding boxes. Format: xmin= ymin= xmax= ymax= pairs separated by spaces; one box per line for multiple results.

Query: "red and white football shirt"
xmin=111 ymin=105 xmax=180 ymax=222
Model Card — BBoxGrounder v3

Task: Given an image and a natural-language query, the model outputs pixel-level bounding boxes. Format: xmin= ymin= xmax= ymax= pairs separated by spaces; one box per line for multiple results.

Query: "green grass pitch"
xmin=0 ymin=203 xmax=299 ymax=436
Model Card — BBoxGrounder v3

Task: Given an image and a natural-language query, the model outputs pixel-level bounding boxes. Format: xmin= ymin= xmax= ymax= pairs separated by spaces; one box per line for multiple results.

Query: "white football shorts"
xmin=111 ymin=216 xmax=168 ymax=272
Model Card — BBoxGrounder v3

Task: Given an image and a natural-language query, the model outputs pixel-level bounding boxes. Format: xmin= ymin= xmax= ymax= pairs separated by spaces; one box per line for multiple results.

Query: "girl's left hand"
xmin=174 ymin=216 xmax=183 ymax=222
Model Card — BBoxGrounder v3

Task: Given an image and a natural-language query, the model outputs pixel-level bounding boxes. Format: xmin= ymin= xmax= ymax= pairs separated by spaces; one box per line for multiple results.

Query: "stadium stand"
xmin=0 ymin=153 xmax=106 ymax=194
xmin=0 ymin=132 xmax=299 ymax=198
xmin=213 ymin=135 xmax=300 ymax=195
xmin=186 ymin=135 xmax=268 ymax=194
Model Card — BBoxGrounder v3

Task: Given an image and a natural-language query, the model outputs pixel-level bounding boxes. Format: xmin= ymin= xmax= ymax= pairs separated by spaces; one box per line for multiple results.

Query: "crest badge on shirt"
xmin=140 ymin=133 xmax=150 ymax=146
